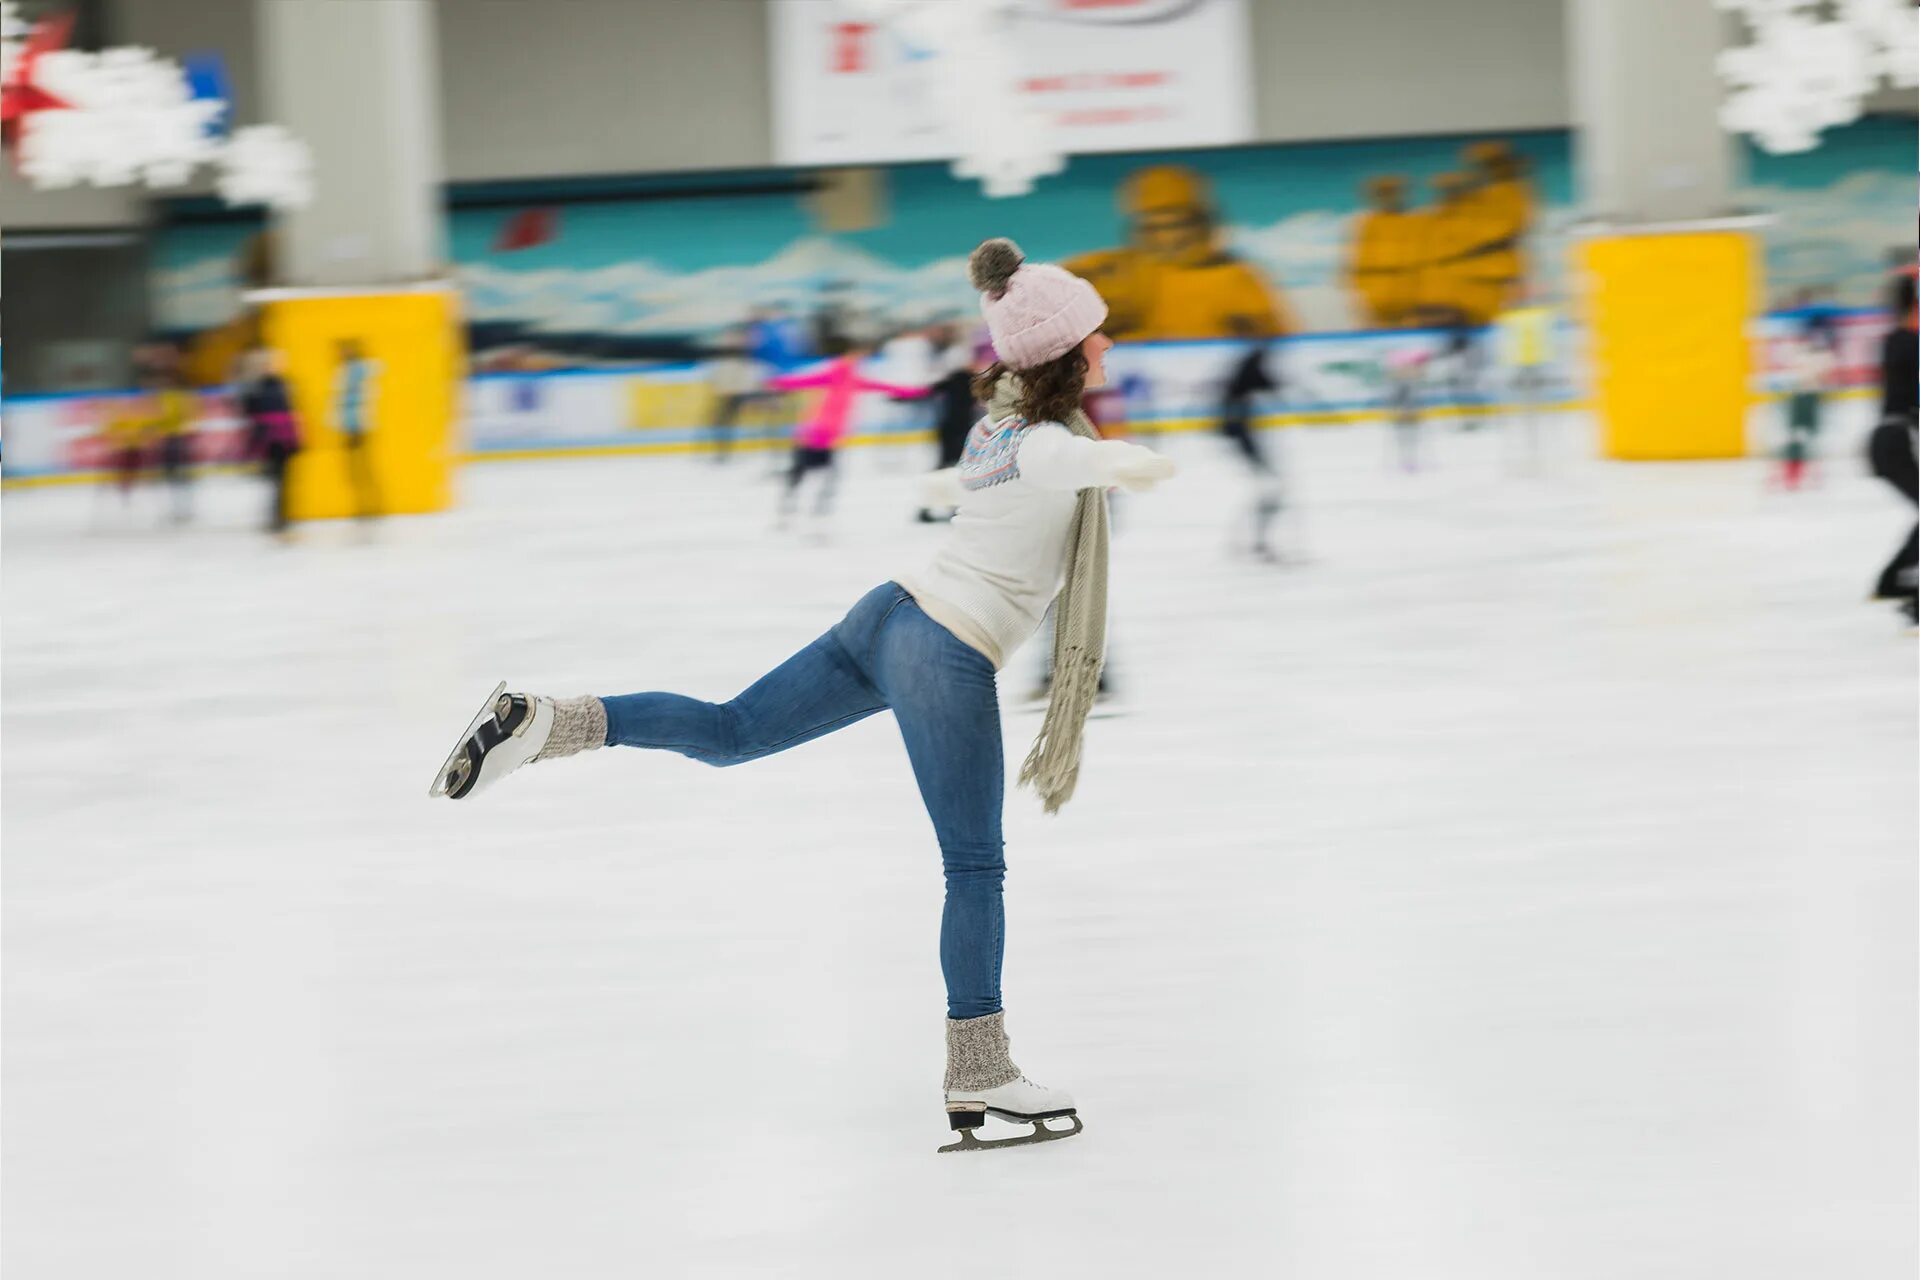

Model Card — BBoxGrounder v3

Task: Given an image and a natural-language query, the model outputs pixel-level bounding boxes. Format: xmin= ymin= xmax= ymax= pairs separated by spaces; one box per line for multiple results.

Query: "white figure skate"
xmin=939 ymin=1075 xmax=1081 ymax=1153
xmin=427 ymin=682 xmax=555 ymax=799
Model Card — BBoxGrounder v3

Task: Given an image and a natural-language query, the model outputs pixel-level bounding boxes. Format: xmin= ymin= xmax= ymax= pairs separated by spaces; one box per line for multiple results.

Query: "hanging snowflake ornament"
xmin=1 ymin=7 xmax=71 ymax=145
xmin=1841 ymin=0 xmax=1920 ymax=88
xmin=2 ymin=15 xmax=309 ymax=208
xmin=1718 ymin=0 xmax=1915 ymax=153
xmin=1719 ymin=11 xmax=1871 ymax=152
xmin=1 ymin=2 xmax=28 ymax=87
xmin=19 ymin=46 xmax=221 ymax=186
xmin=216 ymin=123 xmax=312 ymax=210
xmin=837 ymin=0 xmax=1061 ymax=199
xmin=952 ymin=148 xmax=1065 ymax=200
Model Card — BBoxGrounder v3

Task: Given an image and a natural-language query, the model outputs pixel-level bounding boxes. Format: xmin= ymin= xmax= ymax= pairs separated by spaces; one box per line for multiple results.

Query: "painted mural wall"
xmin=4 ymin=118 xmax=1902 ymax=481
xmin=151 ymin=118 xmax=1914 ymax=365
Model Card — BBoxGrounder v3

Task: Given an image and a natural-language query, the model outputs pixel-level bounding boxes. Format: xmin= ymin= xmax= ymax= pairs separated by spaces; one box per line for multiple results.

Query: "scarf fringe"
xmin=1018 ymin=646 xmax=1102 ymax=814
xmin=992 ymin=377 xmax=1110 ymax=814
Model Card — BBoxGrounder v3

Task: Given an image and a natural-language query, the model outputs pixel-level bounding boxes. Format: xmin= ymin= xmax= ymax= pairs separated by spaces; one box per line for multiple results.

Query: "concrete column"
xmin=256 ymin=0 xmax=443 ymax=285
xmin=1567 ymin=0 xmax=1738 ymax=223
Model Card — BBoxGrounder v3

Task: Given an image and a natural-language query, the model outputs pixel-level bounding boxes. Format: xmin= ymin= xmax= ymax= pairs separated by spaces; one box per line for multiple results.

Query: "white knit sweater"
xmin=897 ymin=416 xmax=1168 ymax=668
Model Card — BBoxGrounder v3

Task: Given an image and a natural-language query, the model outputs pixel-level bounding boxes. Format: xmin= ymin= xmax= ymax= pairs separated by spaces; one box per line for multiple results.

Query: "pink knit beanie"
xmin=969 ymin=238 xmax=1108 ymax=370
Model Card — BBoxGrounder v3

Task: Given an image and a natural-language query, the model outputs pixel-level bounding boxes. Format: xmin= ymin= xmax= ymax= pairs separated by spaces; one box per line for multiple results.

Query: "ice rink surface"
xmin=5 ymin=411 xmax=1915 ymax=1279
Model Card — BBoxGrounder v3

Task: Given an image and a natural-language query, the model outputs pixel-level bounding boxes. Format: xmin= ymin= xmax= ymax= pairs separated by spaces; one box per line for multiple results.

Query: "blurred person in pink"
xmin=767 ymin=339 xmax=927 ymax=528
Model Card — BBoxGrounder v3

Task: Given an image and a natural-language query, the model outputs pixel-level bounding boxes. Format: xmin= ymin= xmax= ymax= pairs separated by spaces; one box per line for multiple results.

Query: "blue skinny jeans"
xmin=601 ymin=583 xmax=1005 ymax=1020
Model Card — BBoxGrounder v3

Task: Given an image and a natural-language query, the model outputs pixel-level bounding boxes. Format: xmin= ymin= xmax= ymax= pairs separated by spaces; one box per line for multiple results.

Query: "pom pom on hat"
xmin=969 ymin=238 xmax=1025 ymax=299
xmin=969 ymin=236 xmax=1108 ymax=370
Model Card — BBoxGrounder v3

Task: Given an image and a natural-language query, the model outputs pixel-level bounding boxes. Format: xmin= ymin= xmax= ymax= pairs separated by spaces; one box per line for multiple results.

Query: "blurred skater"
xmin=434 ymin=240 xmax=1177 ymax=1149
xmin=1867 ymin=271 xmax=1917 ymax=623
xmin=1495 ymin=291 xmax=1554 ymax=469
xmin=239 ymin=348 xmax=302 ymax=534
xmin=747 ymin=306 xmax=811 ymax=473
xmin=103 ymin=400 xmax=151 ymax=507
xmin=1216 ymin=322 xmax=1285 ymax=560
xmin=875 ymin=323 xmax=938 ymax=443
xmin=766 ymin=339 xmax=926 ymax=531
xmin=152 ymin=367 xmax=197 ymax=523
xmin=334 ymin=339 xmax=382 ymax=518
xmin=704 ymin=325 xmax=763 ymax=462
xmin=1385 ymin=346 xmax=1429 ymax=472
xmin=1444 ymin=318 xmax=1485 ymax=431
xmin=1792 ymin=284 xmax=1842 ymax=354
xmin=918 ymin=325 xmax=982 ymax=522
xmin=1775 ymin=329 xmax=1833 ymax=491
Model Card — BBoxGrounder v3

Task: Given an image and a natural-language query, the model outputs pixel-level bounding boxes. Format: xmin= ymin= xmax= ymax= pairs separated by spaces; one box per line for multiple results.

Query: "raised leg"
xmin=602 ymin=630 xmax=886 ymax=766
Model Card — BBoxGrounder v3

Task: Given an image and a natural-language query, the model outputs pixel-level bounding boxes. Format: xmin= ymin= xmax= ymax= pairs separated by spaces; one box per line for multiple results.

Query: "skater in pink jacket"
xmin=767 ymin=342 xmax=927 ymax=523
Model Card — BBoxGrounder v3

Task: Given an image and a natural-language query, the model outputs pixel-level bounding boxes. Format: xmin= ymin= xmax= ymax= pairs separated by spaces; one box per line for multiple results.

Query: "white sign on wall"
xmin=770 ymin=0 xmax=1254 ymax=167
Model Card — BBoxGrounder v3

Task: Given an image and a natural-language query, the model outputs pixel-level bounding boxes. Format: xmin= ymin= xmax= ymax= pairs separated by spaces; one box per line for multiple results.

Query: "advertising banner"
xmin=770 ymin=0 xmax=1254 ymax=166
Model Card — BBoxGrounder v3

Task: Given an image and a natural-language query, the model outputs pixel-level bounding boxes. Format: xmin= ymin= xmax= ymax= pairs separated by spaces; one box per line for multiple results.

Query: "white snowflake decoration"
xmin=4 ymin=19 xmax=311 ymax=208
xmin=20 ymin=47 xmax=221 ymax=187
xmin=838 ymin=0 xmax=1062 ymax=199
xmin=1842 ymin=0 xmax=1920 ymax=88
xmin=216 ymin=124 xmax=313 ymax=211
xmin=1 ymin=2 xmax=27 ymax=87
xmin=952 ymin=148 xmax=1066 ymax=200
xmin=1718 ymin=0 xmax=1919 ymax=153
xmin=1718 ymin=12 xmax=1871 ymax=152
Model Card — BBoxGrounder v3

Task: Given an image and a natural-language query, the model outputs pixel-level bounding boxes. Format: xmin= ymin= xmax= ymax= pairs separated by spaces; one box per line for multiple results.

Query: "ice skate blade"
xmin=428 ymin=681 xmax=507 ymax=798
xmin=937 ymin=1114 xmax=1082 ymax=1154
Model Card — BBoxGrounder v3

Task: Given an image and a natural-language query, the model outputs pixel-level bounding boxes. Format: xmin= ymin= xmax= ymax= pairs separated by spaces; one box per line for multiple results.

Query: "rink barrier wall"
xmin=0 ymin=314 xmax=1888 ymax=486
xmin=6 ymin=392 xmax=1886 ymax=488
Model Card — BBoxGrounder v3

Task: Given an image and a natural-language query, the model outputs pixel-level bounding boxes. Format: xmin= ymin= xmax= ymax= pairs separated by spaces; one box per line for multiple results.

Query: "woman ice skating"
xmin=430 ymin=238 xmax=1176 ymax=1152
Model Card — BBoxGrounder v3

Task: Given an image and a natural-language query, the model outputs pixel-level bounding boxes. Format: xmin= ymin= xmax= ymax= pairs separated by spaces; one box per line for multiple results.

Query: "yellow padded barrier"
xmin=257 ymin=286 xmax=461 ymax=518
xmin=1578 ymin=227 xmax=1759 ymax=460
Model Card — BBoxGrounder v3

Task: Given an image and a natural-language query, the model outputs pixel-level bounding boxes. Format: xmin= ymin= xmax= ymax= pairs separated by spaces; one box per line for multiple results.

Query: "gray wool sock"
xmin=944 ymin=1011 xmax=1022 ymax=1092
xmin=532 ymin=695 xmax=607 ymax=762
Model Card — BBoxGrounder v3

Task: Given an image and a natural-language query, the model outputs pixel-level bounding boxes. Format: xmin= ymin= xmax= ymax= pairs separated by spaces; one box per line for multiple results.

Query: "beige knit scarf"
xmin=989 ymin=376 xmax=1109 ymax=814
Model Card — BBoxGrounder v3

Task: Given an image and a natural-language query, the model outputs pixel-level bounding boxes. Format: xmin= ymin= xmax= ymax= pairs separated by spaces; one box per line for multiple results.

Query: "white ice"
xmin=5 ymin=409 xmax=1915 ymax=1279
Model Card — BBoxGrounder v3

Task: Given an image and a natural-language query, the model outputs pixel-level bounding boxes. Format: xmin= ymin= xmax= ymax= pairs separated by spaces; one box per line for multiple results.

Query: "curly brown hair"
xmin=972 ymin=344 xmax=1090 ymax=425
